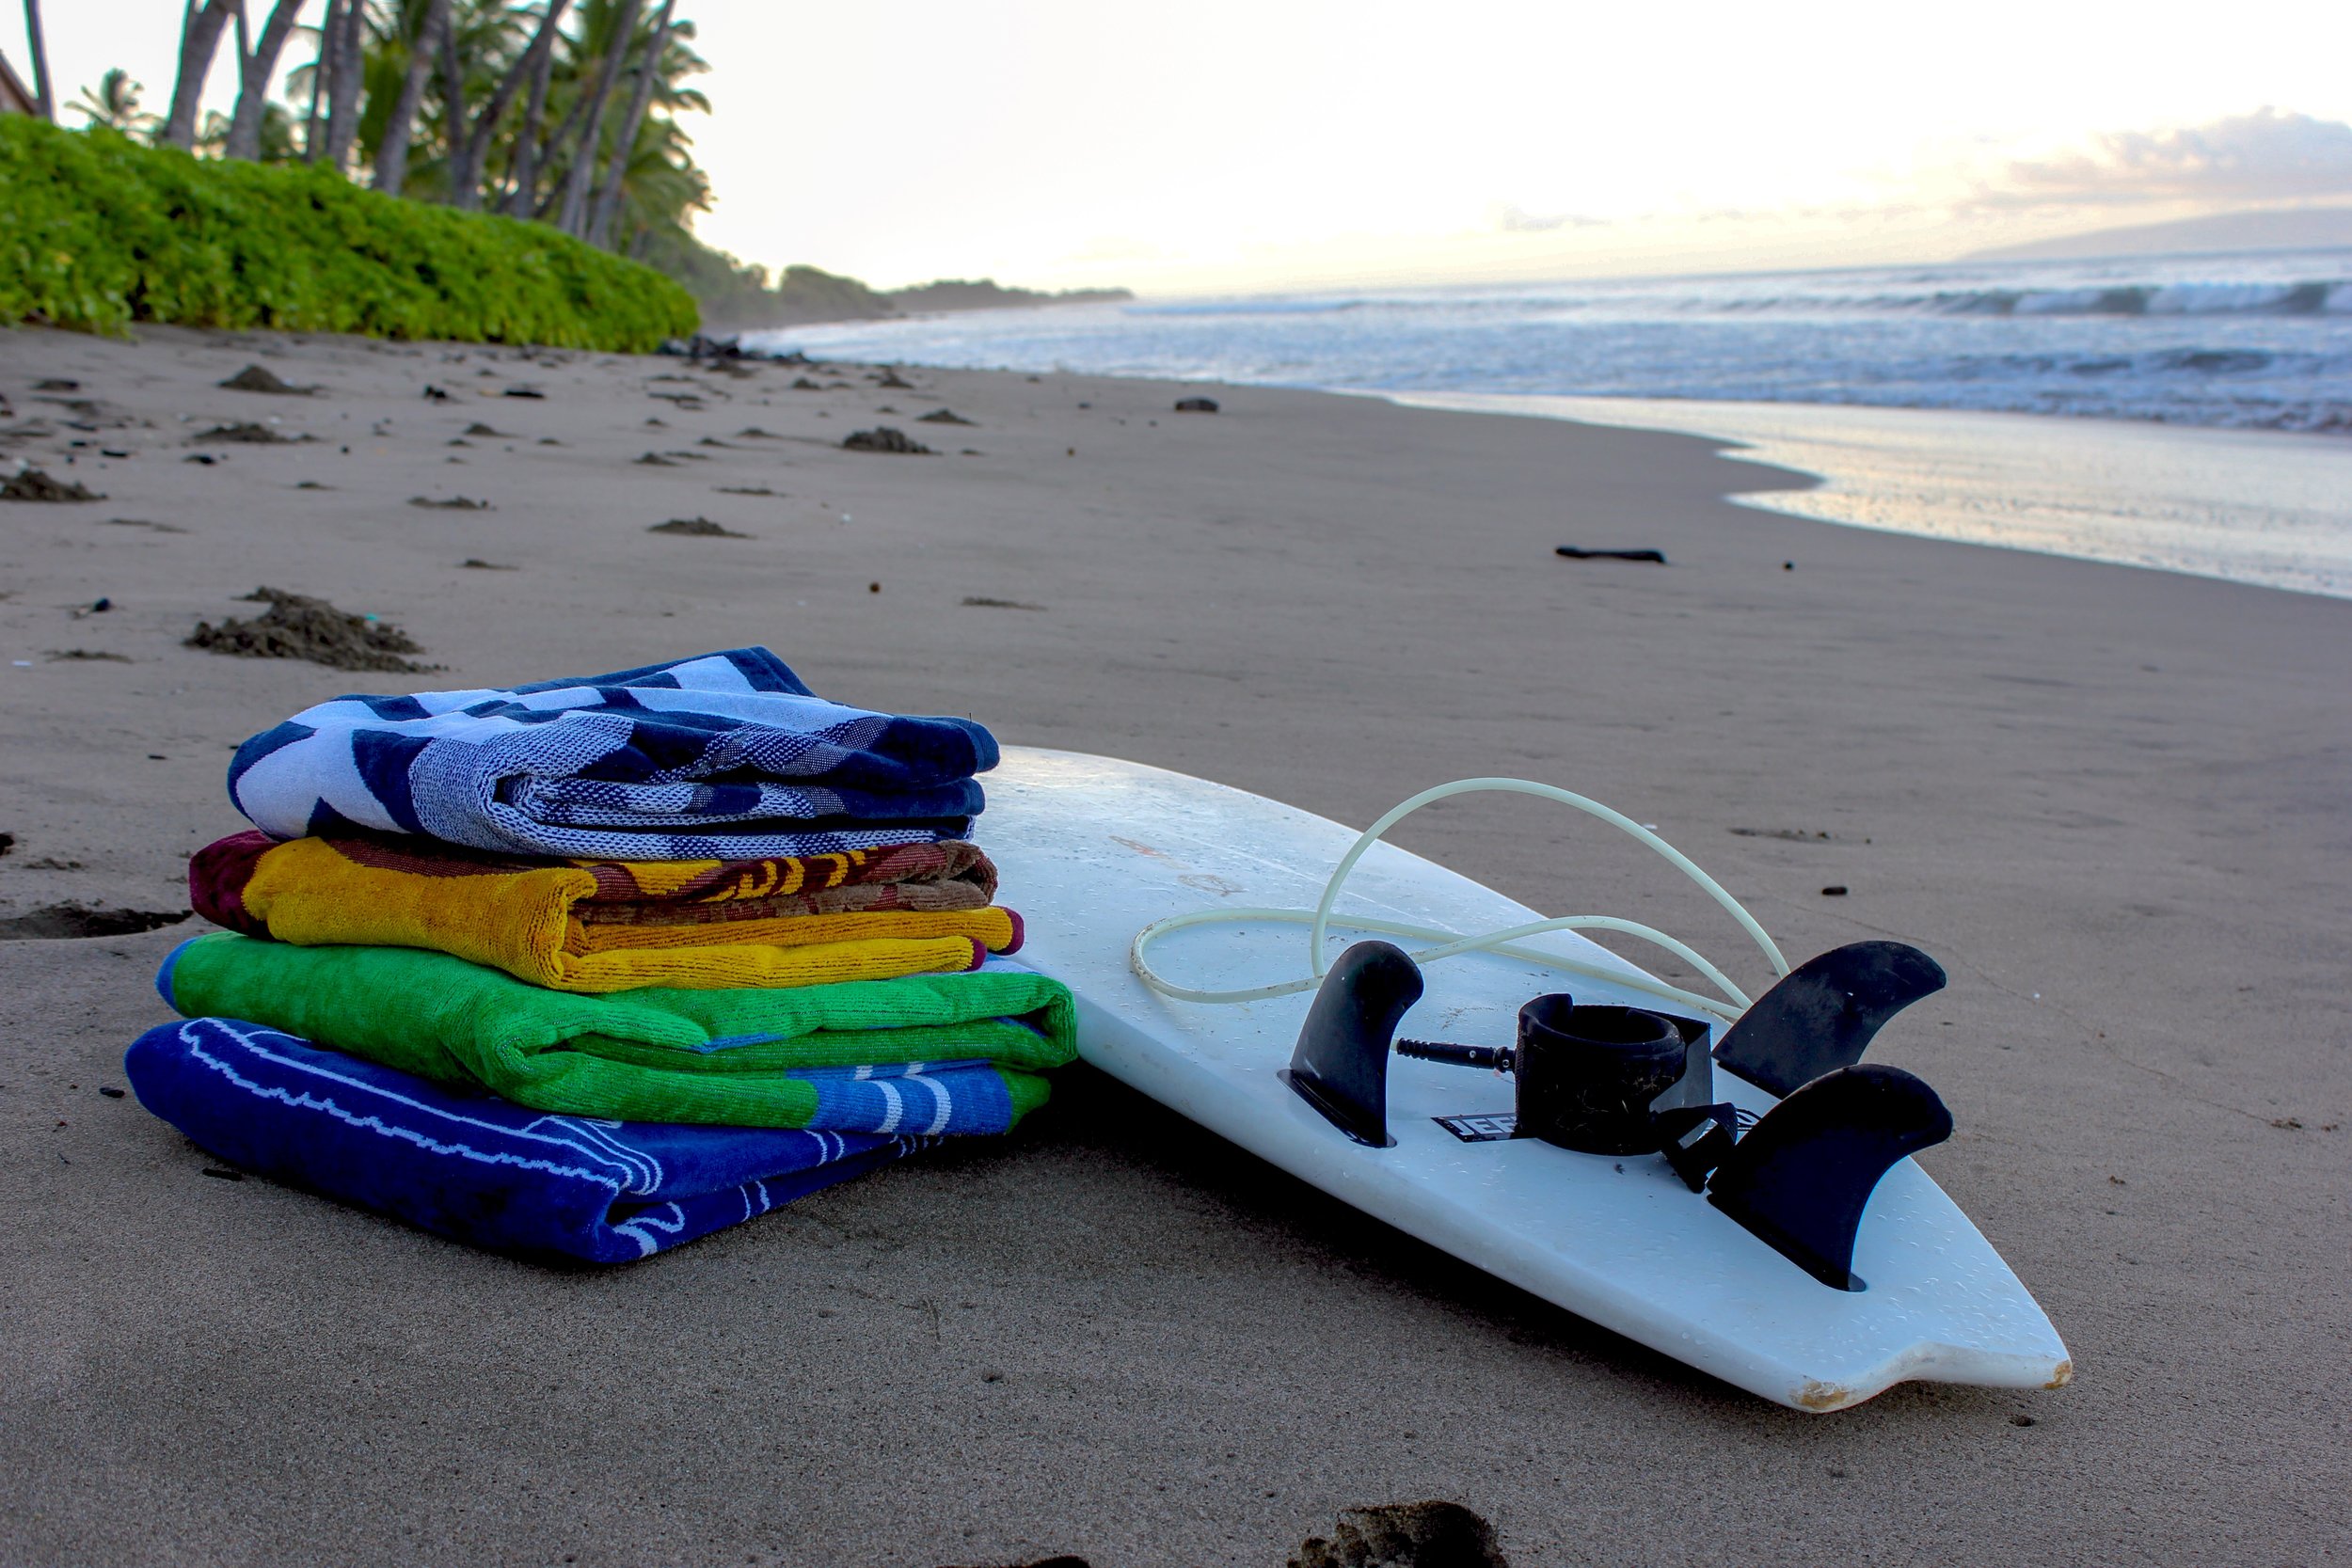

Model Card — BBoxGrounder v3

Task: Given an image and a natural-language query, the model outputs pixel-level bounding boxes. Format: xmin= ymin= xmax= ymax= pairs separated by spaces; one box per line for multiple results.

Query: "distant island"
xmin=1967 ymin=205 xmax=2352 ymax=263
xmin=663 ymin=251 xmax=1134 ymax=332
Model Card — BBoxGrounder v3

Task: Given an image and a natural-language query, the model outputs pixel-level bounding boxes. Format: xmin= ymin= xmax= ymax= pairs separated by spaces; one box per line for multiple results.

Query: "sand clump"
xmin=1290 ymin=1501 xmax=1507 ymax=1568
xmin=218 ymin=365 xmax=316 ymax=395
xmin=193 ymin=421 xmax=304 ymax=445
xmin=648 ymin=516 xmax=750 ymax=538
xmin=3 ymin=467 xmax=103 ymax=501
xmin=0 ymin=905 xmax=193 ymax=941
xmin=186 ymin=587 xmax=433 ymax=672
xmin=843 ymin=426 xmax=932 ymax=454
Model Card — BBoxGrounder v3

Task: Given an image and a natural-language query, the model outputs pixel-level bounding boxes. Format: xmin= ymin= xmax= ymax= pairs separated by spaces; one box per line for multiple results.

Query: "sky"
xmin=13 ymin=0 xmax=2352 ymax=295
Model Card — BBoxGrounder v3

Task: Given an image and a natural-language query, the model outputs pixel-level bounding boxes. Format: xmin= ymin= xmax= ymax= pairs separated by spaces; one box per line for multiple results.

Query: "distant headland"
xmin=675 ymin=259 xmax=1134 ymax=332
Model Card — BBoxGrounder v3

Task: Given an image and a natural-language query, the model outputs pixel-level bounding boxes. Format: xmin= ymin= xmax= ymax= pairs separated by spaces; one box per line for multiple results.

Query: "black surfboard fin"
xmin=1282 ymin=941 xmax=1422 ymax=1148
xmin=1707 ymin=1065 xmax=1953 ymax=1290
xmin=1712 ymin=942 xmax=1947 ymax=1098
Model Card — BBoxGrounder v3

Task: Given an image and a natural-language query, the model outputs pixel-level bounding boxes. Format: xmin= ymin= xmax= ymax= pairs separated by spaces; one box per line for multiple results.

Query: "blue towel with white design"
xmin=224 ymin=647 xmax=996 ymax=859
xmin=125 ymin=1017 xmax=931 ymax=1263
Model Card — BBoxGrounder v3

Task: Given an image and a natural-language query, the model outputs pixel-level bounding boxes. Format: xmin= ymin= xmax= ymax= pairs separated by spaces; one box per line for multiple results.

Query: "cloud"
xmin=1976 ymin=107 xmax=2352 ymax=209
xmin=1491 ymin=203 xmax=1608 ymax=234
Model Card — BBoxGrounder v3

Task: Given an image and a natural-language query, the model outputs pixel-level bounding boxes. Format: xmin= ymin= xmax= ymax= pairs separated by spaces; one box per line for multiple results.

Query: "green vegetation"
xmin=10 ymin=3 xmax=1128 ymax=346
xmin=0 ymin=116 xmax=695 ymax=348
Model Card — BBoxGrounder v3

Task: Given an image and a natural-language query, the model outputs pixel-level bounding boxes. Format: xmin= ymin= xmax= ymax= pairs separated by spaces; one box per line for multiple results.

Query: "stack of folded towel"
xmin=126 ymin=648 xmax=1075 ymax=1263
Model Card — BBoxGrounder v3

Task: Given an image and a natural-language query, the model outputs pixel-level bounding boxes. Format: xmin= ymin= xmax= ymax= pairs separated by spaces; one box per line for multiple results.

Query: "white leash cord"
xmin=1129 ymin=778 xmax=1789 ymax=1023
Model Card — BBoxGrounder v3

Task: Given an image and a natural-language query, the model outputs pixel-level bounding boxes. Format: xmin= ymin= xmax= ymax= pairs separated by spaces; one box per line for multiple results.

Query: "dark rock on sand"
xmin=1555 ymin=546 xmax=1668 ymax=563
xmin=873 ymin=369 xmax=914 ymax=388
xmin=917 ymin=408 xmax=976 ymax=425
xmin=659 ymin=333 xmax=767 ymax=361
xmin=187 ymin=587 xmax=432 ymax=673
xmin=0 ymin=905 xmax=194 ymax=941
xmin=218 ymin=364 xmax=316 ymax=395
xmin=843 ymin=427 xmax=932 ymax=455
xmin=422 ymin=385 xmax=452 ymax=402
xmin=791 ymin=377 xmax=825 ymax=390
xmin=45 ymin=649 xmax=132 ymax=662
xmin=1174 ymin=396 xmax=1220 ymax=413
xmin=961 ymin=595 xmax=1045 ymax=610
xmin=502 ymin=386 xmax=546 ymax=399
xmin=460 ymin=559 xmax=517 ymax=570
xmin=2 ymin=467 xmax=103 ymax=501
xmin=194 ymin=421 xmax=305 ymax=445
xmin=648 ymin=517 xmax=751 ymax=538
xmin=463 ymin=421 xmax=506 ymax=436
xmin=1290 ymin=1501 xmax=1507 ymax=1568
xmin=34 ymin=378 xmax=79 ymax=391
xmin=409 ymin=496 xmax=491 ymax=510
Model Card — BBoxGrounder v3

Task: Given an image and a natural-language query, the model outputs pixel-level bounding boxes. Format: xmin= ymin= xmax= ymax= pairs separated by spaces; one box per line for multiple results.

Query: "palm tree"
xmin=163 ymin=1 xmax=238 ymax=150
xmin=225 ymin=0 xmax=310 ymax=161
xmin=21 ymin=0 xmax=55 ymax=120
xmin=69 ymin=68 xmax=158 ymax=135
xmin=372 ymin=0 xmax=451 ymax=193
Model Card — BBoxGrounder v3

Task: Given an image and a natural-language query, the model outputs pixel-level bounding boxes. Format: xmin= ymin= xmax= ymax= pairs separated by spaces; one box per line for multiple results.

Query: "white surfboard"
xmin=981 ymin=747 xmax=2071 ymax=1412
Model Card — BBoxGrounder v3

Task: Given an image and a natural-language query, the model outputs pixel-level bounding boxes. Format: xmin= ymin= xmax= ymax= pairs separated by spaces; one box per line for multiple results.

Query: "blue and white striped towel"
xmin=225 ymin=647 xmax=996 ymax=859
xmin=125 ymin=1017 xmax=930 ymax=1263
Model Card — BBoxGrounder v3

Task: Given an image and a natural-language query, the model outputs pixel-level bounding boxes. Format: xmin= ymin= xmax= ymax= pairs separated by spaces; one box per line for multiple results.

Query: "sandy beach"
xmin=3 ymin=323 xmax=2346 ymax=1565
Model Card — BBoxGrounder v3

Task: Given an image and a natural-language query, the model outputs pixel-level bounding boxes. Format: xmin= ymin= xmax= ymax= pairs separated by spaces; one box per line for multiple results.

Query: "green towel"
xmin=161 ymin=932 xmax=1076 ymax=1131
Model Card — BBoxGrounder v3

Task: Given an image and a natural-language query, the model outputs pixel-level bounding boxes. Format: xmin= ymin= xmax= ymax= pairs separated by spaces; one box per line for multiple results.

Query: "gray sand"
xmin=1 ymin=325 xmax=2345 ymax=1565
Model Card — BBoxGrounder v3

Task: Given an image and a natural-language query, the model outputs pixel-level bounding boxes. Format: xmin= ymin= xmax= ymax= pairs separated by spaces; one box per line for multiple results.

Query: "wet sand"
xmin=2 ymin=323 xmax=2346 ymax=1565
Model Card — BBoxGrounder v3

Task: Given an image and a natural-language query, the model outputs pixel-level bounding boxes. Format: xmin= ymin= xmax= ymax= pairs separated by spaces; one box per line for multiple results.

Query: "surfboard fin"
xmin=1283 ymin=941 xmax=1423 ymax=1148
xmin=1711 ymin=942 xmax=1947 ymax=1098
xmin=1707 ymin=1065 xmax=1953 ymax=1290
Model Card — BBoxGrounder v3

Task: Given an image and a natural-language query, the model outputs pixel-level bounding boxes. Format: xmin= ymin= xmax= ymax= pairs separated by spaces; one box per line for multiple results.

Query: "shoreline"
xmin=3 ymin=323 xmax=2346 ymax=1565
xmin=1379 ymin=388 xmax=2352 ymax=601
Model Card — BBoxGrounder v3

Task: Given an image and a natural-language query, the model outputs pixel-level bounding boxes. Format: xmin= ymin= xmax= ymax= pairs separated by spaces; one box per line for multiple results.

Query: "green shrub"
xmin=0 ymin=118 xmax=697 ymax=349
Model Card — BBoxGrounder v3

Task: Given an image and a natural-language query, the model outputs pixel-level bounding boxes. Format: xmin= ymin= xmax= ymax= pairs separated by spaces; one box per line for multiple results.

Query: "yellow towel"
xmin=190 ymin=831 xmax=1021 ymax=993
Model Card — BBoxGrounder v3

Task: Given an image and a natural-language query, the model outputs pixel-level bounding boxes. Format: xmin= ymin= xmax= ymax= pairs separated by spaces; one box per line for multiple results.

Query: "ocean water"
xmin=746 ymin=251 xmax=2352 ymax=597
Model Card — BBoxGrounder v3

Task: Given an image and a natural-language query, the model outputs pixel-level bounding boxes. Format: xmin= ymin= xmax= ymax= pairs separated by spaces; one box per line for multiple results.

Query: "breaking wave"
xmin=753 ymin=247 xmax=2352 ymax=436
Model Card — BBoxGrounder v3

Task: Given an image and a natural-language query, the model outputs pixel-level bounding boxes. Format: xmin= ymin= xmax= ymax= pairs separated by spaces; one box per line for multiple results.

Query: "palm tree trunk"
xmin=323 ymin=0 xmax=364 ymax=172
xmin=584 ymin=0 xmax=672 ymax=248
xmin=438 ymin=16 xmax=466 ymax=183
xmin=521 ymin=79 xmax=595 ymax=219
xmin=372 ymin=0 xmax=453 ymax=195
xmin=225 ymin=0 xmax=309 ymax=161
xmin=553 ymin=0 xmax=641 ymax=237
xmin=303 ymin=0 xmax=340 ymax=161
xmin=451 ymin=0 xmax=570 ymax=212
xmin=163 ymin=0 xmax=237 ymax=150
xmin=500 ymin=7 xmax=564 ymax=214
xmin=22 ymin=0 xmax=55 ymax=120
